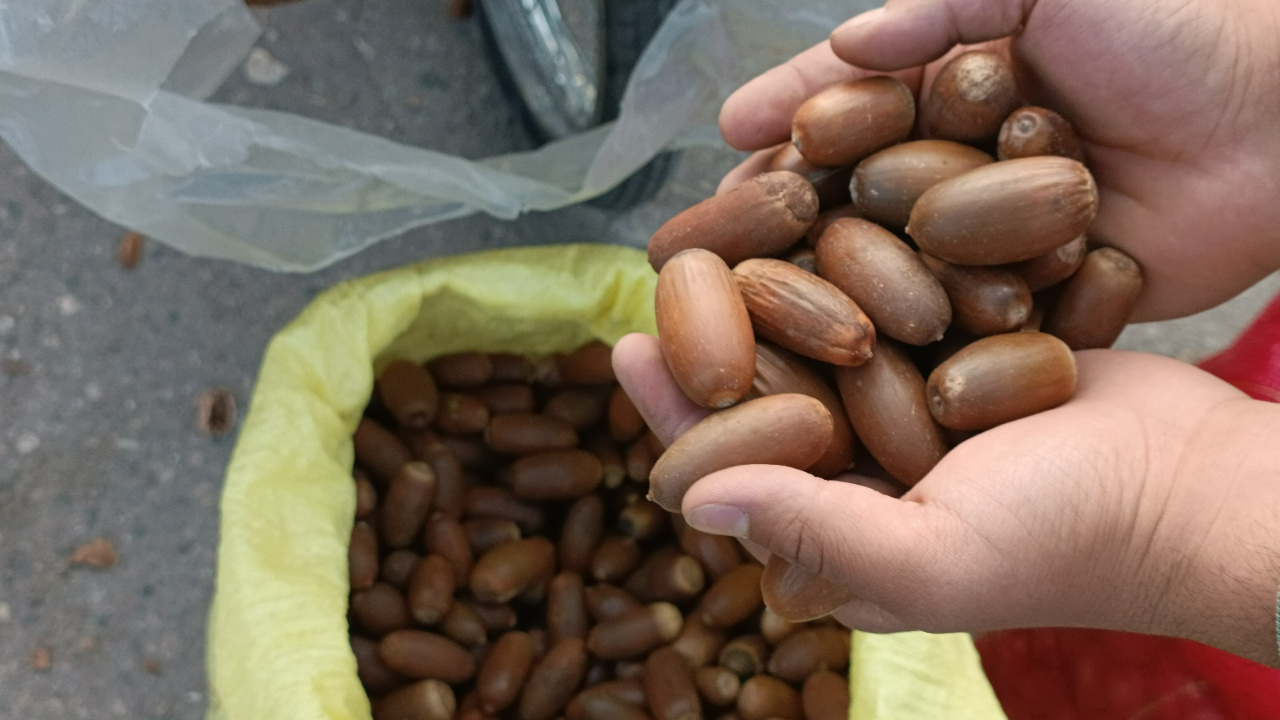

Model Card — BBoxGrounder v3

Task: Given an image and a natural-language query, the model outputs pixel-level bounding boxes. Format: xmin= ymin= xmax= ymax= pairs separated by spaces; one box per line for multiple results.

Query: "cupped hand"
xmin=718 ymin=0 xmax=1280 ymax=322
xmin=613 ymin=332 xmax=1280 ymax=666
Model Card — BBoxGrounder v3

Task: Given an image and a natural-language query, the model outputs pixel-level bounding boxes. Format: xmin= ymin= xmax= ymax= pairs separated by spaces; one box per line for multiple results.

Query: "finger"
xmin=831 ymin=599 xmax=917 ymax=634
xmin=739 ymin=538 xmax=771 ymax=566
xmin=719 ymin=41 xmax=923 ymax=152
xmin=831 ymin=0 xmax=1036 ymax=71
xmin=681 ymin=464 xmax=970 ymax=625
xmin=611 ymin=333 xmax=710 ymax=447
xmin=830 ymin=471 xmax=909 ymax=499
xmin=716 ymin=146 xmax=782 ymax=196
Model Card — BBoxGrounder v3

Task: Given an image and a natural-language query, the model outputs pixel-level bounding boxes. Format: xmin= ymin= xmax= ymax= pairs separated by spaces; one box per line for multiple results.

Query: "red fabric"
xmin=1198 ymin=292 xmax=1280 ymax=403
xmin=977 ymin=291 xmax=1280 ymax=719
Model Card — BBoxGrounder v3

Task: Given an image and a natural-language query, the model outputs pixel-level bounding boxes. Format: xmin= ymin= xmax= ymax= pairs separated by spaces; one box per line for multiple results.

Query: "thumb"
xmin=831 ymin=0 xmax=1036 ymax=70
xmin=680 ymin=464 xmax=976 ymax=630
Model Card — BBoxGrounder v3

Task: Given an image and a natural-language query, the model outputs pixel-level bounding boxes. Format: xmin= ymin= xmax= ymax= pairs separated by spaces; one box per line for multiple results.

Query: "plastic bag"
xmin=206 ymin=244 xmax=1007 ymax=720
xmin=978 ymin=290 xmax=1280 ymax=720
xmin=0 ymin=0 xmax=873 ymax=270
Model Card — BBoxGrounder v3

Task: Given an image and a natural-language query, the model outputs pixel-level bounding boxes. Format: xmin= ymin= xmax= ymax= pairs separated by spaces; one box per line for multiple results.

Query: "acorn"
xmin=656 ymin=249 xmax=757 ymax=409
xmin=648 ymin=394 xmax=833 ymax=512
xmin=816 ymin=218 xmax=952 ymax=345
xmin=1014 ymin=234 xmax=1089 ymax=292
xmin=834 ymin=338 xmax=947 ymax=486
xmin=926 ymin=332 xmax=1078 ymax=430
xmin=849 ymin=140 xmax=993 ymax=228
xmin=920 ymin=253 xmax=1032 ymax=337
xmin=791 ymin=76 xmax=916 ymax=167
xmin=733 ymin=258 xmax=876 ymax=367
xmin=759 ymin=557 xmax=855 ymax=623
xmin=750 ymin=342 xmax=858 ymax=478
xmin=1041 ymin=247 xmax=1144 ymax=350
xmin=998 ymin=106 xmax=1085 ymax=162
xmin=767 ymin=143 xmax=854 ymax=210
xmin=907 ymin=156 xmax=1099 ymax=265
xmin=920 ymin=50 xmax=1020 ymax=143
xmin=648 ymin=172 xmax=818 ymax=271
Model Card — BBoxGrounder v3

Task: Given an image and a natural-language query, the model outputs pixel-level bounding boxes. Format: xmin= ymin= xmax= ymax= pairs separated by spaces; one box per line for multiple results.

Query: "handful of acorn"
xmin=347 ymin=346 xmax=854 ymax=720
xmin=645 ymin=50 xmax=1143 ymax=614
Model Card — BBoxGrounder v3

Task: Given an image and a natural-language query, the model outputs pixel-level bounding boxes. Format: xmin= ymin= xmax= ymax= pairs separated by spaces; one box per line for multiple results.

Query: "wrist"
xmin=1145 ymin=398 xmax=1280 ymax=667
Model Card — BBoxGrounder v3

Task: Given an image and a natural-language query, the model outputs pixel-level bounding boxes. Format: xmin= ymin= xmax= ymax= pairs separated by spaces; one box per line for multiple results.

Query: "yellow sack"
xmin=206 ymin=244 xmax=1008 ymax=720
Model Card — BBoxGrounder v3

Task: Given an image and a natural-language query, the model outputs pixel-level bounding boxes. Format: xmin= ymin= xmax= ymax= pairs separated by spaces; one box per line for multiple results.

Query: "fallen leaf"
xmin=69 ymin=538 xmax=117 ymax=568
xmin=448 ymin=0 xmax=473 ymax=20
xmin=119 ymin=231 xmax=144 ymax=270
xmin=197 ymin=389 xmax=238 ymax=437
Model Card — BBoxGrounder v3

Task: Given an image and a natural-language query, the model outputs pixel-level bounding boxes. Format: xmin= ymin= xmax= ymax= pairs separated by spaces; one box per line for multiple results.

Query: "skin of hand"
xmin=613 ymin=332 xmax=1280 ymax=667
xmin=716 ymin=0 xmax=1280 ymax=322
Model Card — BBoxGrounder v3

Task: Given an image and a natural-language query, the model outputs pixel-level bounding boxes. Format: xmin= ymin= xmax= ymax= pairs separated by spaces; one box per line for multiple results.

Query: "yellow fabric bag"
xmin=206 ymin=244 xmax=1008 ymax=720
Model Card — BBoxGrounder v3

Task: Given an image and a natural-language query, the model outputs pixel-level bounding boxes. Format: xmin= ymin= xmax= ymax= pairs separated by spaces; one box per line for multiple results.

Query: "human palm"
xmin=718 ymin=0 xmax=1280 ymax=321
xmin=613 ymin=333 xmax=1280 ymax=665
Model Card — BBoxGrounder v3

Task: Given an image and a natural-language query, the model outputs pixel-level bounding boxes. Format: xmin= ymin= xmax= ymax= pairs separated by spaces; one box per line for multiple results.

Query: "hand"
xmin=613 ymin=332 xmax=1280 ymax=667
xmin=717 ymin=0 xmax=1280 ymax=322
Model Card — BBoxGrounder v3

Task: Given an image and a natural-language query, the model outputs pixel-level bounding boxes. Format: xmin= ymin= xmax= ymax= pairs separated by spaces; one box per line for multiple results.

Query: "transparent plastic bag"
xmin=0 ymin=0 xmax=873 ymax=270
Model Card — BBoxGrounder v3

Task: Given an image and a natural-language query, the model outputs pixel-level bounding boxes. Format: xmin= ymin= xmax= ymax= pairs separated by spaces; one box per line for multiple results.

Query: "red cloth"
xmin=1199 ymin=293 xmax=1280 ymax=403
xmin=977 ymin=291 xmax=1280 ymax=719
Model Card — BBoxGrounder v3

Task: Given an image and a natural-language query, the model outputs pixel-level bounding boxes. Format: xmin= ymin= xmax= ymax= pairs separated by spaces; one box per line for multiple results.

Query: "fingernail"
xmin=685 ymin=504 xmax=749 ymax=538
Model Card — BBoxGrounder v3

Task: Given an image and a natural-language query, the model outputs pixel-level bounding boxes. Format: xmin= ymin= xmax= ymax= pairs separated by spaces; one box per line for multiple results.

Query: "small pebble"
xmin=243 ymin=47 xmax=290 ymax=87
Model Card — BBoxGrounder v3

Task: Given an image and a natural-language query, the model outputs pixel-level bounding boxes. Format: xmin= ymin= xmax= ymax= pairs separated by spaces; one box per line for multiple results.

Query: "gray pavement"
xmin=0 ymin=1 xmax=1276 ymax=718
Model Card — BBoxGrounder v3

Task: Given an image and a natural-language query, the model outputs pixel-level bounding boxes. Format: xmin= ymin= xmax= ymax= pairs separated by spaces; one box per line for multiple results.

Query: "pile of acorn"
xmin=347 ymin=346 xmax=853 ymax=720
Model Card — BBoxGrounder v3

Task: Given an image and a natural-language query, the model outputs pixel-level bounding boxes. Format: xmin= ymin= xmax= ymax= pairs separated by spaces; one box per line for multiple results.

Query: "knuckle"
xmin=767 ymin=483 xmax=848 ymax=580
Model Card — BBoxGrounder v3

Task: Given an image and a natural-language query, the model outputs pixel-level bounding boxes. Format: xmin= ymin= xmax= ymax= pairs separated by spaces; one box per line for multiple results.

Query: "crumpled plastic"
xmin=207 ymin=244 xmax=1007 ymax=720
xmin=0 ymin=0 xmax=875 ymax=270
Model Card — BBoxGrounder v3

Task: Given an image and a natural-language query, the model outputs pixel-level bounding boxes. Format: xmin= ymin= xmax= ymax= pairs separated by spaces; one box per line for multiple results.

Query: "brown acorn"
xmin=378 ymin=360 xmax=440 ymax=430
xmin=767 ymin=143 xmax=855 ymax=210
xmin=791 ymin=76 xmax=916 ymax=167
xmin=656 ymin=249 xmax=757 ymax=409
xmin=737 ymin=675 xmax=802 ymax=720
xmin=372 ymin=679 xmax=456 ymax=720
xmin=804 ymin=204 xmax=863 ymax=248
xmin=907 ymin=156 xmax=1099 ymax=266
xmin=486 ymin=414 xmax=579 ymax=455
xmin=1041 ymin=247 xmax=1144 ymax=350
xmin=927 ymin=332 xmax=1078 ymax=430
xmin=470 ymin=537 xmax=556 ymax=604
xmin=759 ymin=557 xmax=855 ymax=623
xmin=920 ymin=253 xmax=1032 ymax=337
xmin=733 ymin=258 xmax=876 ymax=367
xmin=1014 ymin=234 xmax=1088 ymax=292
xmin=586 ymin=603 xmax=684 ymax=660
xmin=849 ymin=140 xmax=993 ymax=228
xmin=476 ymin=632 xmax=535 ymax=713
xmin=429 ymin=352 xmax=495 ymax=388
xmin=998 ymin=106 xmax=1085 ymax=162
xmin=766 ymin=627 xmax=851 ymax=682
xmin=648 ymin=394 xmax=833 ymax=512
xmin=835 ymin=338 xmax=948 ymax=486
xmin=698 ymin=563 xmax=765 ymax=629
xmin=508 ymin=450 xmax=603 ymax=500
xmin=816 ymin=218 xmax=952 ymax=345
xmin=802 ymin=671 xmax=850 ymax=720
xmin=920 ymin=50 xmax=1020 ymax=144
xmin=648 ymin=172 xmax=819 ymax=271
